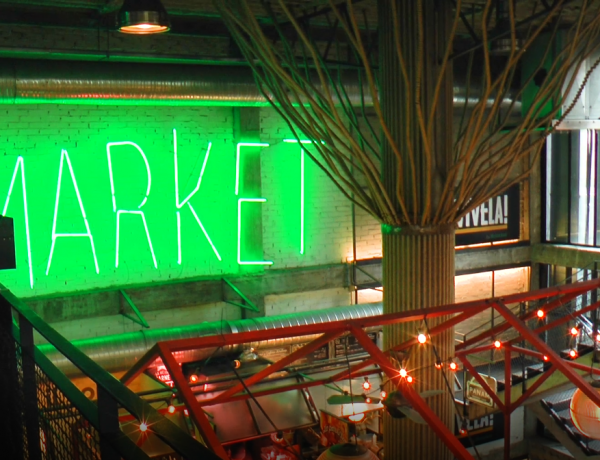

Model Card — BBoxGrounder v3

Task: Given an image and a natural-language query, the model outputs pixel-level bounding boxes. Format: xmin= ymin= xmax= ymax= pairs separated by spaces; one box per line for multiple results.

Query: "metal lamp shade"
xmin=316 ymin=444 xmax=379 ymax=460
xmin=570 ymin=387 xmax=600 ymax=439
xmin=118 ymin=0 xmax=170 ymax=34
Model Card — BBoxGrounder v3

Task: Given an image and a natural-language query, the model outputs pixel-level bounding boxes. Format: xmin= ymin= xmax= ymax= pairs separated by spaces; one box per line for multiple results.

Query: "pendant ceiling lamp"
xmin=118 ymin=0 xmax=170 ymax=35
xmin=316 ymin=444 xmax=378 ymax=460
xmin=570 ymin=383 xmax=600 ymax=439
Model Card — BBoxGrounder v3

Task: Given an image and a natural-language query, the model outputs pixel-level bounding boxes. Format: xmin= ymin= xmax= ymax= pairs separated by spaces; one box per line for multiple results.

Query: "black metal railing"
xmin=0 ymin=284 xmax=222 ymax=460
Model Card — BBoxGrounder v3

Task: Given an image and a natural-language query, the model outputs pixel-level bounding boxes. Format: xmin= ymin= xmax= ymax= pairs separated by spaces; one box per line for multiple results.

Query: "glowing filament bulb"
xmin=406 ymin=376 xmax=414 ymax=383
xmin=543 ymin=355 xmax=549 ymax=361
xmin=449 ymin=362 xmax=458 ymax=371
xmin=365 ymin=397 xmax=372 ymax=404
xmin=596 ymin=334 xmax=600 ymax=343
xmin=494 ymin=340 xmax=502 ymax=349
xmin=380 ymin=390 xmax=387 ymax=399
xmin=399 ymin=368 xmax=408 ymax=378
xmin=167 ymin=405 xmax=175 ymax=414
xmin=139 ymin=422 xmax=148 ymax=432
xmin=537 ymin=309 xmax=545 ymax=319
xmin=189 ymin=374 xmax=199 ymax=384
xmin=362 ymin=378 xmax=371 ymax=391
xmin=571 ymin=327 xmax=579 ymax=336
xmin=417 ymin=333 xmax=427 ymax=344
xmin=569 ymin=349 xmax=578 ymax=359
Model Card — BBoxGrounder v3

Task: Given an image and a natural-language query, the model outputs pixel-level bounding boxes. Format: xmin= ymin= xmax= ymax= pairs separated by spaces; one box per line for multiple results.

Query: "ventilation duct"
xmin=39 ymin=302 xmax=383 ymax=377
xmin=0 ymin=58 xmax=520 ymax=116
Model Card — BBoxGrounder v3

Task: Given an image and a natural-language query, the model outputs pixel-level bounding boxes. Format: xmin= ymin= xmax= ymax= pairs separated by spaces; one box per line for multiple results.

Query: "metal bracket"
xmin=221 ymin=278 xmax=260 ymax=313
xmin=351 ymin=259 xmax=383 ymax=290
xmin=119 ymin=290 xmax=149 ymax=328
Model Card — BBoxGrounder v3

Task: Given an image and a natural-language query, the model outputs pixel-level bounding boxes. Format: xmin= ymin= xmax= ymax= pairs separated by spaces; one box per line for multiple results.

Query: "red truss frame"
xmin=120 ymin=278 xmax=600 ymax=460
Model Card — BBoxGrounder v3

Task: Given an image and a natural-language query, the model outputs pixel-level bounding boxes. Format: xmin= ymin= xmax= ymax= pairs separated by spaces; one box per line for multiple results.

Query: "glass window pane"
xmin=546 ymin=132 xmax=569 ymax=242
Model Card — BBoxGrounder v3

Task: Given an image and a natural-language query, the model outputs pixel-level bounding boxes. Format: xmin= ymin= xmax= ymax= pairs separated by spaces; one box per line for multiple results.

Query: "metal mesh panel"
xmin=16 ymin=343 xmax=30 ymax=460
xmin=34 ymin=363 xmax=100 ymax=460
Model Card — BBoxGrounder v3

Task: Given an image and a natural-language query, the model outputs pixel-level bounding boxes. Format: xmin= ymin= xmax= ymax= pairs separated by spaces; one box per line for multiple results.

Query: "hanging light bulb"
xmin=417 ymin=333 xmax=427 ymax=344
xmin=571 ymin=326 xmax=579 ymax=336
xmin=494 ymin=340 xmax=502 ymax=349
xmin=536 ymin=309 xmax=545 ymax=319
xmin=434 ymin=360 xmax=443 ymax=370
xmin=167 ymin=404 xmax=175 ymax=414
xmin=139 ymin=422 xmax=148 ymax=432
xmin=543 ymin=355 xmax=549 ymax=362
xmin=362 ymin=377 xmax=372 ymax=391
xmin=449 ymin=361 xmax=458 ymax=371
xmin=189 ymin=374 xmax=199 ymax=384
xmin=399 ymin=368 xmax=408 ymax=378
xmin=570 ymin=349 xmax=578 ymax=359
xmin=118 ymin=0 xmax=170 ymax=35
xmin=406 ymin=376 xmax=414 ymax=383
xmin=380 ymin=389 xmax=387 ymax=399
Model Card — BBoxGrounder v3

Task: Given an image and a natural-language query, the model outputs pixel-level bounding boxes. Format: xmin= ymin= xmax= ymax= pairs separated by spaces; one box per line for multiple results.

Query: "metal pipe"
xmin=39 ymin=302 xmax=383 ymax=377
xmin=0 ymin=58 xmax=521 ymax=115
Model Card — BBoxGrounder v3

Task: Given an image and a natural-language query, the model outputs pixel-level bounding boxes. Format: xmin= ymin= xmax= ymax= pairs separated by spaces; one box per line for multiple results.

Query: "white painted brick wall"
xmin=264 ymin=288 xmax=351 ymax=316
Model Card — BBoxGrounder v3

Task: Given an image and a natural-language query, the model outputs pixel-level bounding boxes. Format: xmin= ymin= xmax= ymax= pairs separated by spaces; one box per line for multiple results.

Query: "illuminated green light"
xmin=46 ymin=150 xmax=99 ymax=276
xmin=116 ymin=210 xmax=157 ymax=268
xmin=106 ymin=142 xmax=156 ymax=269
xmin=237 ymin=198 xmax=272 ymax=266
xmin=282 ymin=139 xmax=307 ymax=255
xmin=235 ymin=142 xmax=269 ymax=196
xmin=2 ymin=157 xmax=33 ymax=288
xmin=173 ymin=129 xmax=220 ymax=263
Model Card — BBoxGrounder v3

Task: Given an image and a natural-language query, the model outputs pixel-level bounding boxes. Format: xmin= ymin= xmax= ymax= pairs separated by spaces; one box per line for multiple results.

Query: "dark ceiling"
xmin=0 ymin=0 xmax=589 ymax=65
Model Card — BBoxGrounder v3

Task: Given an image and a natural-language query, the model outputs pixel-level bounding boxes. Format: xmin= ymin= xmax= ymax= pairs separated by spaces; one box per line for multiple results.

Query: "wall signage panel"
xmin=0 ymin=129 xmax=311 ymax=296
xmin=456 ymin=184 xmax=520 ymax=245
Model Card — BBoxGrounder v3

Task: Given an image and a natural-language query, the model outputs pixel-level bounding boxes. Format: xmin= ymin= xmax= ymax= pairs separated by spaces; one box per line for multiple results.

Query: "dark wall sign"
xmin=456 ymin=185 xmax=520 ymax=245
xmin=456 ymin=412 xmax=504 ymax=446
xmin=334 ymin=332 xmax=377 ymax=358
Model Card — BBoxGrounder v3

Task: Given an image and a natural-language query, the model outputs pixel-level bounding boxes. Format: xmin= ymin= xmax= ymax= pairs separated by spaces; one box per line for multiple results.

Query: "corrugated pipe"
xmin=0 ymin=59 xmax=521 ymax=114
xmin=38 ymin=302 xmax=383 ymax=377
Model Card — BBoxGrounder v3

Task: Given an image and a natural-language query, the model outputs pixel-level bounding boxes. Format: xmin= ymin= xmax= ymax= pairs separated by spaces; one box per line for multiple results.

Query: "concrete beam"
xmin=455 ymin=245 xmax=531 ymax=274
xmin=532 ymin=244 xmax=600 ymax=269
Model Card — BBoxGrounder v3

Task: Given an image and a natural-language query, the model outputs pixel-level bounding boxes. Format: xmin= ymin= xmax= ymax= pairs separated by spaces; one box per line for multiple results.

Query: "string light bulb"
xmin=399 ymin=368 xmax=408 ymax=378
xmin=571 ymin=326 xmax=579 ymax=336
xmin=189 ymin=374 xmax=199 ymax=384
xmin=569 ymin=349 xmax=578 ymax=359
xmin=406 ymin=376 xmax=414 ymax=383
xmin=139 ymin=422 xmax=148 ymax=432
xmin=167 ymin=405 xmax=175 ymax=414
xmin=596 ymin=333 xmax=600 ymax=343
xmin=543 ymin=355 xmax=549 ymax=362
xmin=362 ymin=377 xmax=372 ymax=391
xmin=434 ymin=360 xmax=443 ymax=370
xmin=536 ymin=309 xmax=545 ymax=319
xmin=494 ymin=340 xmax=502 ymax=349
xmin=449 ymin=361 xmax=458 ymax=371
xmin=417 ymin=333 xmax=427 ymax=344
xmin=380 ymin=389 xmax=387 ymax=399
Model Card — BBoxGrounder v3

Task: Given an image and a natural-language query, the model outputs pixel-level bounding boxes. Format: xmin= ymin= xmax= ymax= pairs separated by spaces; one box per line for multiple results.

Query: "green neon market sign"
xmin=0 ymin=129 xmax=311 ymax=295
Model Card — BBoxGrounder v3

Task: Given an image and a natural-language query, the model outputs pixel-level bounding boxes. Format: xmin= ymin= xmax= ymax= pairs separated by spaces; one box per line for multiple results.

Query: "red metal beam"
xmin=348 ymin=326 xmax=475 ymax=460
xmin=120 ymin=343 xmax=160 ymax=386
xmin=195 ymin=368 xmax=379 ymax=407
xmin=507 ymin=299 xmax=600 ymax=346
xmin=164 ymin=280 xmax=600 ymax=354
xmin=157 ymin=344 xmax=229 ymax=460
xmin=457 ymin=355 xmax=505 ymax=411
xmin=205 ymin=330 xmax=342 ymax=405
xmin=389 ymin=306 xmax=490 ymax=353
xmin=458 ymin=291 xmax=582 ymax=351
xmin=494 ymin=302 xmax=600 ymax=419
xmin=510 ymin=365 xmax=556 ymax=410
